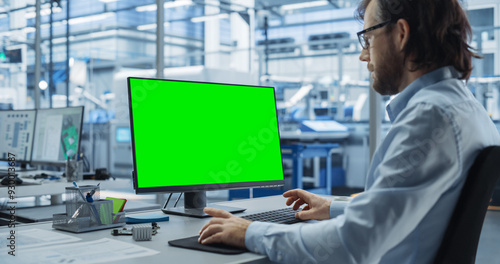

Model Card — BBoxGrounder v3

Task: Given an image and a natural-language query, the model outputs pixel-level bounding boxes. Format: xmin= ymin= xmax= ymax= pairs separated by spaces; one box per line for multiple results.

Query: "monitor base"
xmin=161 ymin=204 xmax=246 ymax=218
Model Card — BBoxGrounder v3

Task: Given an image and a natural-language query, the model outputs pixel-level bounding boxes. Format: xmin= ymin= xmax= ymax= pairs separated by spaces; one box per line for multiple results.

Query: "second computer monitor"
xmin=0 ymin=110 xmax=36 ymax=162
xmin=31 ymin=106 xmax=84 ymax=166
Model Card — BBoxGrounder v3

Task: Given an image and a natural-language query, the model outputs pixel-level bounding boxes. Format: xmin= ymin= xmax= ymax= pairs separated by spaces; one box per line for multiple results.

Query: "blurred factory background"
xmin=0 ymin=0 xmax=499 ymax=194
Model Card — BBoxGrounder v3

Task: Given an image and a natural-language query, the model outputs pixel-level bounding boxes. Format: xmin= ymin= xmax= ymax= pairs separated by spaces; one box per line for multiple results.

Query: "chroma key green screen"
xmin=127 ymin=78 xmax=285 ymax=193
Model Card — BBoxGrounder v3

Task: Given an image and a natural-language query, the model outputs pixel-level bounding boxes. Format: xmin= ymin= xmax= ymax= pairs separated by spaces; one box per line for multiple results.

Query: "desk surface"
xmin=0 ymin=195 xmax=337 ymax=264
xmin=0 ymin=170 xmax=131 ymax=198
xmin=280 ymin=130 xmax=349 ymax=140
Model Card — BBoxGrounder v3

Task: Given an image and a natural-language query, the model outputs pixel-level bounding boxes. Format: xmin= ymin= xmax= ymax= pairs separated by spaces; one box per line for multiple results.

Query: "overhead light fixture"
xmin=90 ymin=29 xmax=118 ymax=39
xmin=137 ymin=24 xmax=156 ymax=31
xmin=164 ymin=0 xmax=193 ymax=8
xmin=281 ymin=0 xmax=329 ymax=11
xmin=191 ymin=13 xmax=228 ymax=23
xmin=136 ymin=0 xmax=193 ymax=12
xmin=39 ymin=80 xmax=48 ymax=90
xmin=99 ymin=0 xmax=119 ymax=3
xmin=24 ymin=27 xmax=36 ymax=33
xmin=25 ymin=6 xmax=63 ymax=19
xmin=137 ymin=22 xmax=170 ymax=31
xmin=68 ymin=12 xmax=115 ymax=25
xmin=136 ymin=4 xmax=156 ymax=12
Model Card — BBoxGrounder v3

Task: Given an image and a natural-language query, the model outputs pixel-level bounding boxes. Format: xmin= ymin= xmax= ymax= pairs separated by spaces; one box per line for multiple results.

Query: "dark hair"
xmin=356 ymin=0 xmax=480 ymax=80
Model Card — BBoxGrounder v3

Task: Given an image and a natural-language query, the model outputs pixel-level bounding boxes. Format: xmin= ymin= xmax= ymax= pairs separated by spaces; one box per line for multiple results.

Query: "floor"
xmin=477 ymin=210 xmax=500 ymax=264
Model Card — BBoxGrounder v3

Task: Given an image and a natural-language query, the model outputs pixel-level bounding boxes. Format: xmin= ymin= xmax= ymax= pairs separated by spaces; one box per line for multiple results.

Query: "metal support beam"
xmin=264 ymin=16 xmax=269 ymax=75
xmin=156 ymin=0 xmax=165 ymax=78
xmin=66 ymin=0 xmax=70 ymax=107
xmin=49 ymin=0 xmax=54 ymax=108
xmin=34 ymin=0 xmax=42 ymax=109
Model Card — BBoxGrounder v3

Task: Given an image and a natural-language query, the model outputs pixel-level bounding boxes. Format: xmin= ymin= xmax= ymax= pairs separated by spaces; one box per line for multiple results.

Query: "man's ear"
xmin=394 ymin=18 xmax=410 ymax=51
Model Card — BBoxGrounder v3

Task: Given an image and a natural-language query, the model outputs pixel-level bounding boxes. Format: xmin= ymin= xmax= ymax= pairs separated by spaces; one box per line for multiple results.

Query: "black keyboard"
xmin=241 ymin=208 xmax=304 ymax=224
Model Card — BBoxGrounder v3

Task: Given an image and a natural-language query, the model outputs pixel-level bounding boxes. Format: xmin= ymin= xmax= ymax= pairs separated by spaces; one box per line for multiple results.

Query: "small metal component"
xmin=111 ymin=222 xmax=160 ymax=240
xmin=132 ymin=225 xmax=152 ymax=241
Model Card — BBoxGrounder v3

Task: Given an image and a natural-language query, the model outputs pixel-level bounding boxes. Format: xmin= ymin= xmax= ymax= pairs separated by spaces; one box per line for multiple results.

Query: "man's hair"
xmin=356 ymin=0 xmax=480 ymax=80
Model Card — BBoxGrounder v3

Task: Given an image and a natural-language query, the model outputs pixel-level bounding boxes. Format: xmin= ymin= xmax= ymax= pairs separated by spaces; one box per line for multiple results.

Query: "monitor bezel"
xmin=0 ymin=109 xmax=37 ymax=163
xmin=127 ymin=77 xmax=285 ymax=194
xmin=30 ymin=106 xmax=85 ymax=167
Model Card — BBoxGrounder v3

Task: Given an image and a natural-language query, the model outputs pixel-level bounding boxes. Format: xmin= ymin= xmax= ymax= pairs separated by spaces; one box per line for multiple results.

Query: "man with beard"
xmin=198 ymin=0 xmax=500 ymax=263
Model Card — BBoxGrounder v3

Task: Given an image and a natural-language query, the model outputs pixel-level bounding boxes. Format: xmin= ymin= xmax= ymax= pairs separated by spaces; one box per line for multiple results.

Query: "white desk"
xmin=0 ymin=195 xmax=337 ymax=264
xmin=280 ymin=130 xmax=349 ymax=141
xmin=0 ymin=170 xmax=131 ymax=205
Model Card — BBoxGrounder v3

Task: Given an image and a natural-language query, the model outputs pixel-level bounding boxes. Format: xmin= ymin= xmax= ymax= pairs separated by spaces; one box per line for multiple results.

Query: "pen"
xmin=73 ymin=181 xmax=87 ymax=201
xmin=73 ymin=181 xmax=102 ymax=225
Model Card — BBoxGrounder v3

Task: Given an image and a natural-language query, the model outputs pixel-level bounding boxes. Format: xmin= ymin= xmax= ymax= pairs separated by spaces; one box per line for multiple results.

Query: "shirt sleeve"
xmin=244 ymin=103 xmax=462 ymax=264
xmin=330 ymin=200 xmax=348 ymax=218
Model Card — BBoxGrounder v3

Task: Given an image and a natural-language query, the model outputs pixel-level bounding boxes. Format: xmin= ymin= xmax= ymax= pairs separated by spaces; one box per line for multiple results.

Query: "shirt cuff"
xmin=330 ymin=200 xmax=348 ymax=218
xmin=245 ymin=221 xmax=271 ymax=254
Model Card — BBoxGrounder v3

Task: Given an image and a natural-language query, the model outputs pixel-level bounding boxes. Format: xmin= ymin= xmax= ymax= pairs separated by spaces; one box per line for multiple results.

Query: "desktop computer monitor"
xmin=0 ymin=110 xmax=36 ymax=163
xmin=128 ymin=78 xmax=285 ymax=217
xmin=31 ymin=106 xmax=84 ymax=166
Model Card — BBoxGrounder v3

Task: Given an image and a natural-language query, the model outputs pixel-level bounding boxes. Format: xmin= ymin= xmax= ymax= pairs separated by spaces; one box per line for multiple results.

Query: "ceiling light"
xmin=68 ymin=12 xmax=115 ymax=25
xmin=136 ymin=0 xmax=193 ymax=12
xmin=137 ymin=24 xmax=156 ymax=31
xmin=136 ymin=4 xmax=156 ymax=12
xmin=24 ymin=27 xmax=36 ymax=33
xmin=137 ymin=22 xmax=170 ymax=31
xmin=164 ymin=0 xmax=193 ymax=9
xmin=99 ymin=0 xmax=119 ymax=3
xmin=25 ymin=6 xmax=62 ymax=19
xmin=281 ymin=0 xmax=329 ymax=11
xmin=191 ymin=13 xmax=228 ymax=23
xmin=39 ymin=80 xmax=48 ymax=90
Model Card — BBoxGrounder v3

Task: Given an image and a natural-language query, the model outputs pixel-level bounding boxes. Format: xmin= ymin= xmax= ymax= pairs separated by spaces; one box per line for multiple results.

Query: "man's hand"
xmin=283 ymin=189 xmax=331 ymax=220
xmin=198 ymin=207 xmax=252 ymax=248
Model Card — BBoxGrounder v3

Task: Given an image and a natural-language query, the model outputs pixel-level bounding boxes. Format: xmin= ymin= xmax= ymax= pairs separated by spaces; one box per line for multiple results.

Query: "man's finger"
xmin=283 ymin=189 xmax=302 ymax=198
xmin=296 ymin=209 xmax=315 ymax=220
xmin=286 ymin=196 xmax=299 ymax=206
xmin=199 ymin=218 xmax=225 ymax=234
xmin=292 ymin=198 xmax=306 ymax=210
xmin=200 ymin=232 xmax=223 ymax=245
xmin=198 ymin=224 xmax=223 ymax=243
xmin=204 ymin=207 xmax=233 ymax=218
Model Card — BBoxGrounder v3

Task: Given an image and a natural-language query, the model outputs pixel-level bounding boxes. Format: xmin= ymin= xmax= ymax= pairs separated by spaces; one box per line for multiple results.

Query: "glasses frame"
xmin=357 ymin=20 xmax=393 ymax=49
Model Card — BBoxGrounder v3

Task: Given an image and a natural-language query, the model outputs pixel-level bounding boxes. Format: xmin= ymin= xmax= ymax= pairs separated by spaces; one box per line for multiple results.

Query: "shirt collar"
xmin=386 ymin=66 xmax=460 ymax=122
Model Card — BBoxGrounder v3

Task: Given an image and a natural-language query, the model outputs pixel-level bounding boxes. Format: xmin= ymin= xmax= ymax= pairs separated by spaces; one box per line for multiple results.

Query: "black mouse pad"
xmin=168 ymin=235 xmax=248 ymax=255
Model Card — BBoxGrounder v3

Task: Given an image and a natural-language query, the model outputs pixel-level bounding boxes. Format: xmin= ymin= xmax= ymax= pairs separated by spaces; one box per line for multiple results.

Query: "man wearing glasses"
xmin=199 ymin=0 xmax=500 ymax=263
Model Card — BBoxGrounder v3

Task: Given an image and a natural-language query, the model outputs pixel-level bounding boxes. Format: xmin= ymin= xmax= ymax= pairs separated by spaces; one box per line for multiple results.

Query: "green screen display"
xmin=128 ymin=78 xmax=284 ymax=191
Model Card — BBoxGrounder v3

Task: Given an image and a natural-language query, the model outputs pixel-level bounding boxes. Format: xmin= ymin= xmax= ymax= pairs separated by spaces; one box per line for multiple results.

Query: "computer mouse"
xmin=0 ymin=176 xmax=23 ymax=185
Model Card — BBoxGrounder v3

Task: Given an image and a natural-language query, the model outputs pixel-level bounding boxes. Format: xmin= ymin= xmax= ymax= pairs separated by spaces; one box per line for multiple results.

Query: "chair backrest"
xmin=433 ymin=146 xmax=500 ymax=264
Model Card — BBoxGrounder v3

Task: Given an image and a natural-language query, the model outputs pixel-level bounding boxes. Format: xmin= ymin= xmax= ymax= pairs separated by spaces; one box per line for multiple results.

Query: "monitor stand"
xmin=161 ymin=191 xmax=246 ymax=218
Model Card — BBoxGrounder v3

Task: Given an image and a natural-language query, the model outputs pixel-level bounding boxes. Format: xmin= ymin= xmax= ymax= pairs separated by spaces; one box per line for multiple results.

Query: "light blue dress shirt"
xmin=245 ymin=66 xmax=500 ymax=264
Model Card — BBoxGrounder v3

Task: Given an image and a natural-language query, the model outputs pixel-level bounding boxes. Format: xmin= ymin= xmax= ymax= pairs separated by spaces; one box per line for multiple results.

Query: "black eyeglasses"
xmin=357 ymin=20 xmax=393 ymax=49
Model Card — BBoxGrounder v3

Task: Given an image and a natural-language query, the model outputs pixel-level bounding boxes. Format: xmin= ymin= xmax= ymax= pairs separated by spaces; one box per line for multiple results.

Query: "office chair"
xmin=433 ymin=146 xmax=500 ymax=264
